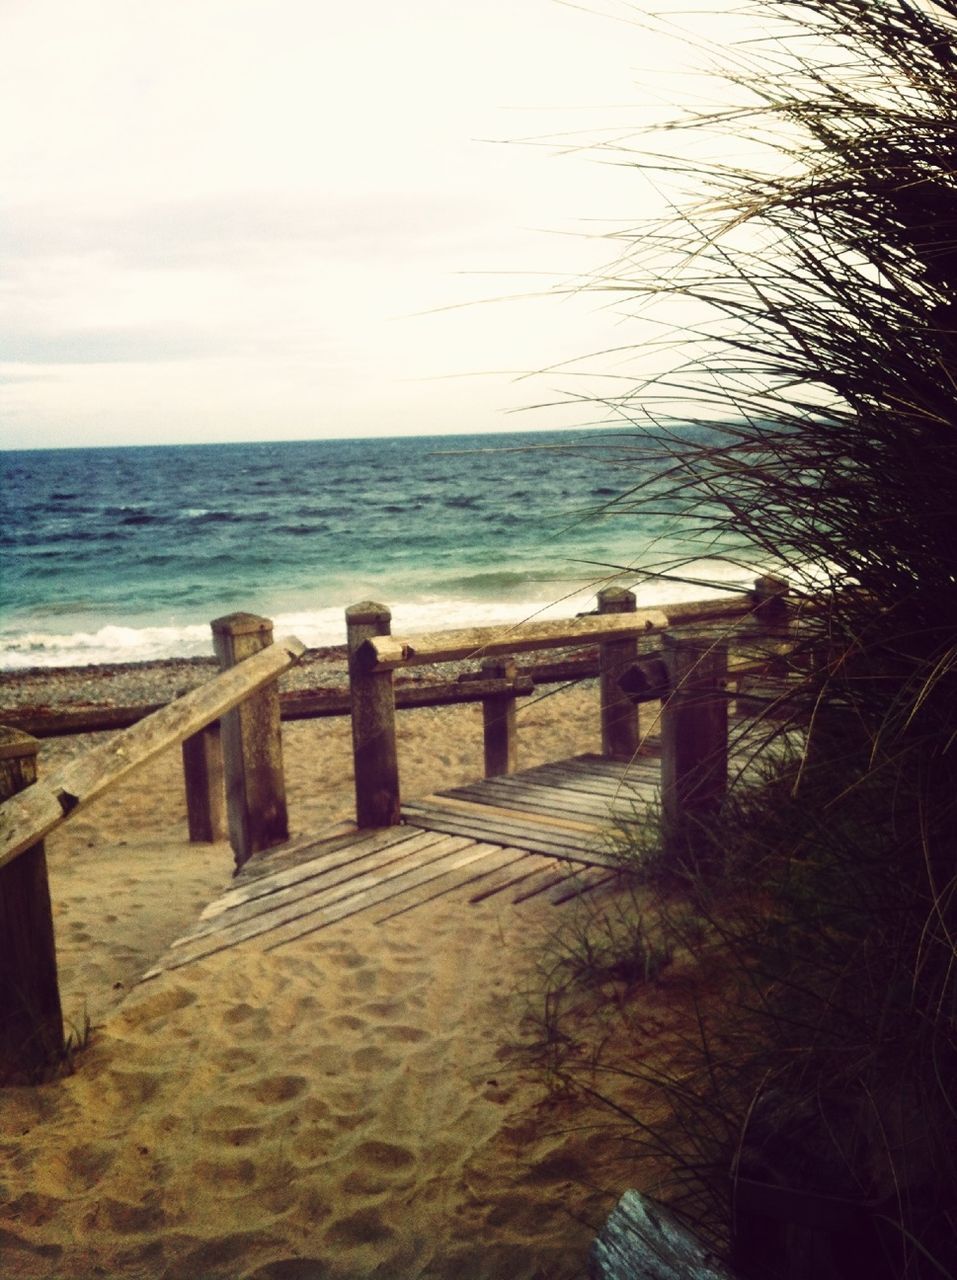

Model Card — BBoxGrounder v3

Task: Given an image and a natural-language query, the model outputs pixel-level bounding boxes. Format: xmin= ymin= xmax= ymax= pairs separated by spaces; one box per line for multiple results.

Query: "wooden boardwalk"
xmin=142 ymin=753 xmax=654 ymax=980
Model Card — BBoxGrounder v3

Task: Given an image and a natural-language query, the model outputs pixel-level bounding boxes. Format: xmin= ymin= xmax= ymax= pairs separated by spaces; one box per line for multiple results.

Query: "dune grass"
xmin=532 ymin=3 xmax=957 ymax=1275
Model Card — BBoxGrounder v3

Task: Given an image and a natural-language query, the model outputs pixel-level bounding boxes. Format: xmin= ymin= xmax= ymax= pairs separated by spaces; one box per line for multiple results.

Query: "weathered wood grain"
xmin=145 ymin=832 xmax=478 ymax=974
xmin=347 ymin=602 xmax=400 ymax=828
xmin=213 ymin=613 xmax=290 ymax=868
xmin=401 ymin=803 xmax=619 ymax=865
xmin=417 ymin=791 xmax=603 ymax=834
xmin=481 ymin=656 xmax=518 ymax=777
xmin=182 ymin=722 xmax=225 ymax=843
xmin=0 ymin=729 xmax=64 ymax=1081
xmin=373 ymin=844 xmax=526 ymax=922
xmin=0 ymin=637 xmax=305 ymax=871
xmin=263 ymin=839 xmax=508 ymax=952
xmin=467 ymin=853 xmax=557 ymax=902
xmin=197 ymin=825 xmax=428 ymax=923
xmin=598 ymin=587 xmax=640 ymax=761
xmin=588 ymin=1189 xmax=739 ymax=1280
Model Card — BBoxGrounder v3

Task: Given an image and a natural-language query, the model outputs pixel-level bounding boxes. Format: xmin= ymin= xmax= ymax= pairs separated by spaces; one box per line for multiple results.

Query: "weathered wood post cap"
xmin=597 ymin=586 xmax=637 ymax=612
xmin=753 ymin=574 xmax=789 ymax=598
xmin=345 ymin=602 xmax=392 ymax=628
xmin=751 ymin=575 xmax=790 ymax=619
xmin=211 ymin=612 xmax=275 ymax=638
xmin=0 ymin=727 xmax=39 ymax=761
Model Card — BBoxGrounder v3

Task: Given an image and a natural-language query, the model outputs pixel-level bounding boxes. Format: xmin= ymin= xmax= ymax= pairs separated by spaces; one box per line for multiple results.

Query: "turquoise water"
xmin=0 ymin=430 xmax=756 ymax=669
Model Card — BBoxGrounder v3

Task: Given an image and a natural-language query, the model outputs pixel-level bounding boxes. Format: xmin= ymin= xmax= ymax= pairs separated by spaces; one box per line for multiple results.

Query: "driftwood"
xmin=588 ymin=1190 xmax=740 ymax=1280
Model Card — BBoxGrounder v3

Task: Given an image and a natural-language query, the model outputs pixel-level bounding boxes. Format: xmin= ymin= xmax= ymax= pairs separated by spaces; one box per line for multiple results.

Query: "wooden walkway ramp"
xmin=143 ymin=754 xmax=655 ymax=980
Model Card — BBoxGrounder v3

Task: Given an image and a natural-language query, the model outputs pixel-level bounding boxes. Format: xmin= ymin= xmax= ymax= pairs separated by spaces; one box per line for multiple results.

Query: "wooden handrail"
xmin=357 ymin=596 xmax=758 ymax=671
xmin=0 ymin=635 xmax=306 ymax=872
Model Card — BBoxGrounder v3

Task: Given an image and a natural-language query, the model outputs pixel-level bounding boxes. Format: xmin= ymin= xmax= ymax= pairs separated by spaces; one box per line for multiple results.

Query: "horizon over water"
xmin=0 ymin=429 xmax=760 ymax=670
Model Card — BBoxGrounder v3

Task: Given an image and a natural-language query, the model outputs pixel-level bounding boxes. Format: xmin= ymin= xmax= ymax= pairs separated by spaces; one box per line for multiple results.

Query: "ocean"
xmin=0 ymin=430 xmax=757 ymax=670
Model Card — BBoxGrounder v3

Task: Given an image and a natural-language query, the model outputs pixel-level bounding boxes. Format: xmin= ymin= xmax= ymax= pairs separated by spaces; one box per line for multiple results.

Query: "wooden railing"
xmin=0 ymin=578 xmax=796 ymax=1080
xmin=345 ymin=578 xmax=794 ymax=834
xmin=0 ymin=616 xmax=304 ymax=1080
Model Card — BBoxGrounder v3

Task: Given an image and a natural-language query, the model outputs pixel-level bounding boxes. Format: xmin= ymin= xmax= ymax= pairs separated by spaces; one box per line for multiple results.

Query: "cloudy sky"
xmin=0 ymin=0 xmax=754 ymax=449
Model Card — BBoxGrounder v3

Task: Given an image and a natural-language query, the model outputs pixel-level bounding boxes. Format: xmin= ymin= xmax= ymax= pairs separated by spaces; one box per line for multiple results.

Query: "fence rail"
xmin=346 ymin=580 xmax=797 ymax=830
xmin=0 ymin=578 xmax=801 ymax=1081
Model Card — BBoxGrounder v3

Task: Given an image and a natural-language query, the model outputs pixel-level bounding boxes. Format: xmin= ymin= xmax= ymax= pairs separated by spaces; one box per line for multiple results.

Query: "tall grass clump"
xmin=535 ymin=2 xmax=957 ymax=1276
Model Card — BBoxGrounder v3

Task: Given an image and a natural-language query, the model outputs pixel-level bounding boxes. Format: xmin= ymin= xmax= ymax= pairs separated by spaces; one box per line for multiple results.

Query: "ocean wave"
xmin=0 ymin=571 xmax=760 ymax=670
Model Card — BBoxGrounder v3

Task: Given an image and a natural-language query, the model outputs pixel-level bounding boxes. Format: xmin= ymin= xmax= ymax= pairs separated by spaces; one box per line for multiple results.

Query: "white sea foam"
xmin=0 ymin=561 xmax=763 ymax=670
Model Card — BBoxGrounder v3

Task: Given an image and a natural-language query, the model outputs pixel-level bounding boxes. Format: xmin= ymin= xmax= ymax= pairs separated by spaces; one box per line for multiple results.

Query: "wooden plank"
xmin=548 ymin=867 xmax=620 ymax=905
xmin=570 ymin=751 xmax=662 ymax=772
xmin=515 ymin=766 xmax=657 ymax=801
xmin=444 ymin=779 xmax=638 ymax=823
xmin=144 ymin=833 xmax=479 ymax=975
xmin=526 ymin=757 xmax=661 ymax=788
xmin=416 ymin=792 xmax=604 ymax=835
xmin=372 ymin=844 xmax=525 ymax=922
xmin=512 ymin=866 xmax=582 ymax=903
xmin=0 ymin=635 xmax=306 ymax=871
xmin=484 ymin=769 xmax=658 ymax=808
xmin=468 ymin=853 xmax=558 ymax=903
xmin=263 ymin=840 xmax=509 ymax=952
xmin=172 ymin=831 xmax=464 ymax=952
xmin=403 ymin=800 xmax=603 ymax=848
xmin=237 ymin=821 xmax=360 ymax=882
xmin=358 ymin=597 xmax=755 ymax=670
xmin=588 ymin=1188 xmax=740 ymax=1280
xmin=401 ymin=804 xmax=619 ymax=866
xmin=197 ymin=825 xmax=431 ymax=922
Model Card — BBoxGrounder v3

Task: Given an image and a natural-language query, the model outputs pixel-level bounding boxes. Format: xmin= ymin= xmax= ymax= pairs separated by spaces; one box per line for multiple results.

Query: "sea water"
xmin=0 ymin=430 xmax=758 ymax=669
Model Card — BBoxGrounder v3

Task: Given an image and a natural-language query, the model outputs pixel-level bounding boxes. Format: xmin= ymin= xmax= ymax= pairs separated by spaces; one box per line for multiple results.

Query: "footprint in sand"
xmin=350 ymin=1046 xmax=398 ymax=1074
xmin=43 ymin=1142 xmax=114 ymax=1195
xmin=360 ymin=999 xmax=404 ymax=1019
xmin=340 ymin=1138 xmax=416 ymax=1192
xmin=240 ymin=1258 xmax=329 ymax=1280
xmin=86 ymin=1195 xmax=167 ymax=1235
xmin=251 ymin=1074 xmax=308 ymax=1105
xmin=378 ymin=1024 xmax=427 ymax=1044
xmin=105 ymin=1069 xmax=161 ymax=1105
xmin=209 ymin=1047 xmax=258 ymax=1074
xmin=121 ymin=984 xmax=197 ymax=1028
xmin=328 ymin=1013 xmax=365 ymax=1033
xmin=192 ymin=1156 xmax=257 ymax=1194
xmin=325 ymin=1205 xmax=394 ymax=1246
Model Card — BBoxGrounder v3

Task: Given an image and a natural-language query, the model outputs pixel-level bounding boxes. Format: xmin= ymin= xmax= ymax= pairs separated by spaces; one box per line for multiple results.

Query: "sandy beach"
xmin=0 ymin=655 xmax=685 ymax=1279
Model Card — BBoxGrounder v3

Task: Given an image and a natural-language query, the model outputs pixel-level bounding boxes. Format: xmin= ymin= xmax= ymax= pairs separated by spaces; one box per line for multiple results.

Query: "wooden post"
xmin=481 ymin=657 xmax=518 ymax=777
xmin=0 ymin=728 xmax=64 ymax=1082
xmin=211 ymin=613 xmax=289 ymax=870
xmin=346 ymin=602 xmax=400 ymax=828
xmin=598 ymin=587 xmax=640 ymax=760
xmin=752 ymin=574 xmax=790 ymax=629
xmin=182 ymin=722 xmax=226 ymax=842
xmin=660 ymin=631 xmax=729 ymax=864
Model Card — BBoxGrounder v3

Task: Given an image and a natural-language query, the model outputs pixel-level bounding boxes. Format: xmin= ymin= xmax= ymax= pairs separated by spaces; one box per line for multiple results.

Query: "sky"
xmin=0 ymin=0 xmax=759 ymax=450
